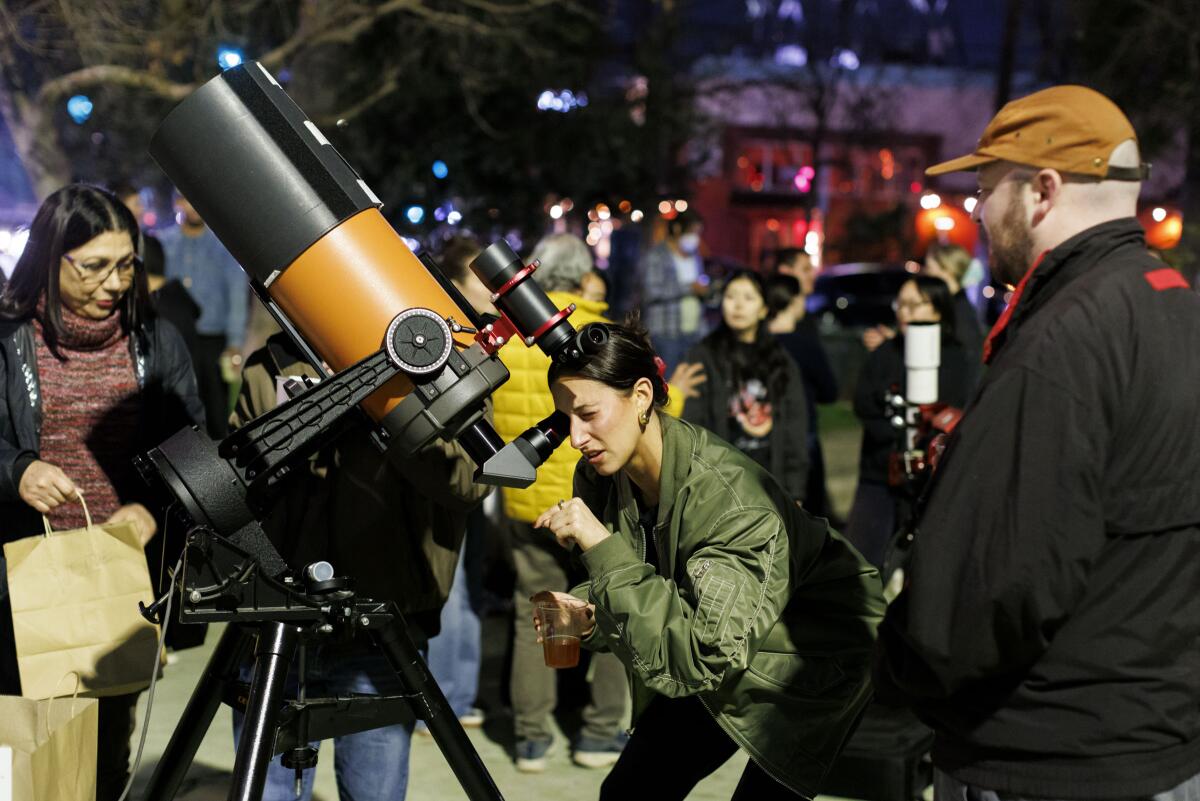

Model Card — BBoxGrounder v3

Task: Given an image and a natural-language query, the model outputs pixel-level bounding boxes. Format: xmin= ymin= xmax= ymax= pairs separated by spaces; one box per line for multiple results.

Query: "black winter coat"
xmin=874 ymin=219 xmax=1200 ymax=798
xmin=0 ymin=316 xmax=205 ymax=543
xmin=682 ymin=337 xmax=808 ymax=501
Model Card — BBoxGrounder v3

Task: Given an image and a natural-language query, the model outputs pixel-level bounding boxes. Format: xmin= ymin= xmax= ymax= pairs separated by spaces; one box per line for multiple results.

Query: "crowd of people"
xmin=1 ymin=82 xmax=1198 ymax=801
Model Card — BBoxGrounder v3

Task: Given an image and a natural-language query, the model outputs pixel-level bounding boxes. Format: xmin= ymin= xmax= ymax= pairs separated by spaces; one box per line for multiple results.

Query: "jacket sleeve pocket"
xmin=693 ymin=561 xmax=744 ymax=646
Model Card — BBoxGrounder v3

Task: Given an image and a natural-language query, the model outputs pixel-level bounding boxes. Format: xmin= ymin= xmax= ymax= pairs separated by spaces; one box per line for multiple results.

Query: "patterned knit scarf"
xmin=36 ymin=297 xmax=125 ymax=352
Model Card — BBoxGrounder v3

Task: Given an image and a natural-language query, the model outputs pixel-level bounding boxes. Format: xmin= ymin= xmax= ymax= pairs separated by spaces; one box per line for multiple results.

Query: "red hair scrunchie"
xmin=653 ymin=355 xmax=669 ymax=398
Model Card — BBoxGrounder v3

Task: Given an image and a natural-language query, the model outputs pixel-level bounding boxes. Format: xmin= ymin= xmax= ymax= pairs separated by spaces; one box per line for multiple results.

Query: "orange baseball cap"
xmin=927 ymin=85 xmax=1147 ymax=180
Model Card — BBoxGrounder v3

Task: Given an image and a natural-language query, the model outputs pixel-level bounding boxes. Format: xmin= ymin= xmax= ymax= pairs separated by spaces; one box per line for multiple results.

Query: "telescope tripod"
xmin=138 ymin=527 xmax=505 ymax=801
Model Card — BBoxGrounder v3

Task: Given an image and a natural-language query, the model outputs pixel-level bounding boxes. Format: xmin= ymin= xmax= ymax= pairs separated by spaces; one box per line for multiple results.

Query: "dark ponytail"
xmin=547 ymin=316 xmax=669 ymax=407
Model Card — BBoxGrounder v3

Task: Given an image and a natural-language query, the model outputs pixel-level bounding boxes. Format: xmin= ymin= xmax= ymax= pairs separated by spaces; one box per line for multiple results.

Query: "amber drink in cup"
xmin=535 ymin=598 xmax=590 ymax=668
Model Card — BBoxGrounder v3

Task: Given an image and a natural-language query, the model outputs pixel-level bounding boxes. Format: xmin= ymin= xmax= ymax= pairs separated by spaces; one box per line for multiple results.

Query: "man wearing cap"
xmin=874 ymin=85 xmax=1200 ymax=799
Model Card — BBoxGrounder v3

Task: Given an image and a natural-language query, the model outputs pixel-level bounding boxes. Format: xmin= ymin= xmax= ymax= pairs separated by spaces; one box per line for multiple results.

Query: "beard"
xmin=985 ymin=194 xmax=1035 ymax=286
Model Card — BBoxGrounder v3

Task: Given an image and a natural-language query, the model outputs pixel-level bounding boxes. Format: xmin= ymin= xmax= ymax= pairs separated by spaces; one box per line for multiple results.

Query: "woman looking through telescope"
xmin=531 ymin=322 xmax=883 ymax=800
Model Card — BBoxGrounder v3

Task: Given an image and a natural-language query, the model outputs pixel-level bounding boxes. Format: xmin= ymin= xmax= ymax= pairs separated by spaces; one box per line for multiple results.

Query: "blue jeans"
xmin=424 ymin=542 xmax=482 ymax=718
xmin=934 ymin=768 xmax=1200 ymax=801
xmin=232 ymin=640 xmax=415 ymax=801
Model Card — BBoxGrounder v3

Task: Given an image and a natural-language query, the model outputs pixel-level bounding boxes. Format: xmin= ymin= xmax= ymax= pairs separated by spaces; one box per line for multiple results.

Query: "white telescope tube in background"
xmin=904 ymin=322 xmax=941 ymax=452
xmin=904 ymin=322 xmax=941 ymax=404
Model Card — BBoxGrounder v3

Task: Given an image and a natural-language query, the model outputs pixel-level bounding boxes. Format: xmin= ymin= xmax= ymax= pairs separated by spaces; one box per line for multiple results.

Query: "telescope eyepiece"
xmin=577 ymin=323 xmax=609 ymax=356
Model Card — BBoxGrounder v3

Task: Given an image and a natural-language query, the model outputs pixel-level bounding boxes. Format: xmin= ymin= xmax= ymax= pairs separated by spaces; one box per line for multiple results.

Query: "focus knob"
xmin=385 ymin=308 xmax=454 ymax=375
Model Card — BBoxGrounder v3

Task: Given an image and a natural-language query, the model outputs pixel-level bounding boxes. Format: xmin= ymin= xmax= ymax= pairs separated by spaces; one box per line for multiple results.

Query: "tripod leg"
xmin=142 ymin=624 xmax=254 ymax=800
xmin=373 ymin=613 xmax=505 ymax=801
xmin=228 ymin=622 xmax=301 ymax=801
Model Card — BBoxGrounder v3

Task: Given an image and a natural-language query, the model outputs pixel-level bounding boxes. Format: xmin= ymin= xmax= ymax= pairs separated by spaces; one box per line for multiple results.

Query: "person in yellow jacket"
xmin=493 ymin=233 xmax=704 ymax=772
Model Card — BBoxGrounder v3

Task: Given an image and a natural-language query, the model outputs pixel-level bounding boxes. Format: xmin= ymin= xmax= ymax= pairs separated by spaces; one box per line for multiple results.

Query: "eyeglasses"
xmin=974 ymin=167 xmax=1035 ymax=206
xmin=63 ymin=252 xmax=141 ymax=286
xmin=892 ymin=299 xmax=932 ymax=313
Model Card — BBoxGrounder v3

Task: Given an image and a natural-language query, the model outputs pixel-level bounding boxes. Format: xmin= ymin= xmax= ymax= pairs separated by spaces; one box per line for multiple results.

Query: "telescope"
xmin=136 ymin=62 xmax=607 ymax=801
xmin=882 ymin=322 xmax=962 ymax=598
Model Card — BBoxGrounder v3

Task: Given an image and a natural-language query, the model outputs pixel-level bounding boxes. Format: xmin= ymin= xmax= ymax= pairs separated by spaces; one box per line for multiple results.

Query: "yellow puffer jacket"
xmin=493 ymin=291 xmax=682 ymax=522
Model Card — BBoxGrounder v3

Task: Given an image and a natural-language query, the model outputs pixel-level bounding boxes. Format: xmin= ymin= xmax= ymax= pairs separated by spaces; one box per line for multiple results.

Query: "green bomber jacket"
xmin=572 ymin=414 xmax=884 ymax=797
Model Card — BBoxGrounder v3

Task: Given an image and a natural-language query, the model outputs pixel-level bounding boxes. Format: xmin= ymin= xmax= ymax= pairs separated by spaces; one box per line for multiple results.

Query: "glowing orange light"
xmin=1139 ymin=206 xmax=1184 ymax=250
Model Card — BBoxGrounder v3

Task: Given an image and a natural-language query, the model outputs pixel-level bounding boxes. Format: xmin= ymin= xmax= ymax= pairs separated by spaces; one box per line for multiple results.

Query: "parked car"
xmin=808 ymin=261 xmax=918 ymax=331
xmin=805 ymin=262 xmax=918 ymax=400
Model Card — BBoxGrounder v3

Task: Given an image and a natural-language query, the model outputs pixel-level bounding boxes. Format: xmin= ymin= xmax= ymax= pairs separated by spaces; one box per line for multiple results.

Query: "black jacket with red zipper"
xmin=873 ymin=218 xmax=1200 ymax=799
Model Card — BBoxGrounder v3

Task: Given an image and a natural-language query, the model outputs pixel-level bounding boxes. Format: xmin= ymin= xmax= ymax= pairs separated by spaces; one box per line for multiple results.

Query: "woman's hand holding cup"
xmin=530 ymin=590 xmax=594 ymax=668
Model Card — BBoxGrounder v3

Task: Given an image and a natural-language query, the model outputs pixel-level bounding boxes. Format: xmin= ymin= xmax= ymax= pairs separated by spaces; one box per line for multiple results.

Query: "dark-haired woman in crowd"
xmin=681 ymin=270 xmax=809 ymax=501
xmin=532 ymin=322 xmax=883 ymax=800
xmin=844 ymin=276 xmax=969 ymax=568
xmin=765 ymin=273 xmax=839 ymax=518
xmin=0 ymin=184 xmax=203 ymax=800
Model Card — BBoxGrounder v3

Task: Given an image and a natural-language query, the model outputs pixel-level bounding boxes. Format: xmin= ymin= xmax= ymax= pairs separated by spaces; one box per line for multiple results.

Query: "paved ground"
xmin=126 ymin=408 xmax=864 ymax=801
xmin=126 ymin=624 xmax=751 ymax=801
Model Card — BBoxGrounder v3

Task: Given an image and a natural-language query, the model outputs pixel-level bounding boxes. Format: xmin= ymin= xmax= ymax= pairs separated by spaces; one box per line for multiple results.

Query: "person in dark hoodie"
xmin=874 ymin=85 xmax=1200 ymax=801
xmin=682 ymin=270 xmax=808 ymax=502
xmin=228 ymin=332 xmax=489 ymax=801
xmin=765 ymin=269 xmax=838 ymax=518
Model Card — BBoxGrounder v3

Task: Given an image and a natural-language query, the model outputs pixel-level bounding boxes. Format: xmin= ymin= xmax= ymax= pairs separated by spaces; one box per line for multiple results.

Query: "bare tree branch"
xmin=310 ymin=63 xmax=405 ymax=127
xmin=36 ymin=64 xmax=195 ymax=105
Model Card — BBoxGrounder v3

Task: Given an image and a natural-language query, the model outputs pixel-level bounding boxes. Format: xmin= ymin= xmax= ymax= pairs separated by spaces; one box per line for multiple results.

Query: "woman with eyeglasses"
xmin=0 ymin=184 xmax=203 ymax=801
xmin=843 ymin=276 xmax=969 ymax=569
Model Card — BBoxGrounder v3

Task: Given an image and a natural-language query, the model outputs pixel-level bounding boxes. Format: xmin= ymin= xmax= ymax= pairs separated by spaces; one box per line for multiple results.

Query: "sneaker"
xmin=515 ymin=737 xmax=555 ymax=773
xmin=458 ymin=708 xmax=485 ymax=728
xmin=572 ymin=733 xmax=627 ymax=769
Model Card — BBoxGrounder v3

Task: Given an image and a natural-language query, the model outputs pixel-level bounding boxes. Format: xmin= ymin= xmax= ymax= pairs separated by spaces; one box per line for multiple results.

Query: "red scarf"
xmin=982 ymin=250 xmax=1049 ymax=365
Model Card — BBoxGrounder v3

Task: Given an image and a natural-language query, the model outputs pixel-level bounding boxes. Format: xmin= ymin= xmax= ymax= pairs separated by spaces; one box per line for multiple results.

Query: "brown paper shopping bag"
xmin=0 ymin=686 xmax=98 ymax=801
xmin=3 ymin=493 xmax=163 ymax=699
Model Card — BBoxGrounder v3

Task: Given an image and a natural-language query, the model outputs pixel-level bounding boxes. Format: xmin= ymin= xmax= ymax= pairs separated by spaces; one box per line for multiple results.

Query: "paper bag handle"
xmin=44 ymin=670 xmax=82 ymax=738
xmin=41 ymin=488 xmax=92 ymax=536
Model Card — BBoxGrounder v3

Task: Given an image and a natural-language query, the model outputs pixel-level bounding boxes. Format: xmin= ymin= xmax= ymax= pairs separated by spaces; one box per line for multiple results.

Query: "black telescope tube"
xmin=149 ymin=62 xmax=379 ymax=285
xmin=470 ymin=242 xmax=575 ymax=360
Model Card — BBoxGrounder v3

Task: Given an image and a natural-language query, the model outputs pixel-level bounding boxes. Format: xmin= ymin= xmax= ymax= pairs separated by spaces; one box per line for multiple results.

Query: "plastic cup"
xmin=535 ymin=598 xmax=589 ymax=668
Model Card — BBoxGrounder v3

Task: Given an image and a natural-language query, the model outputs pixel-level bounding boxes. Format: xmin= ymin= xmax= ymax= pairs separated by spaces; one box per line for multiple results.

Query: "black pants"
xmin=97 ymin=693 xmax=139 ymax=801
xmin=600 ymin=695 xmax=804 ymax=801
xmin=193 ymin=333 xmax=229 ymax=439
